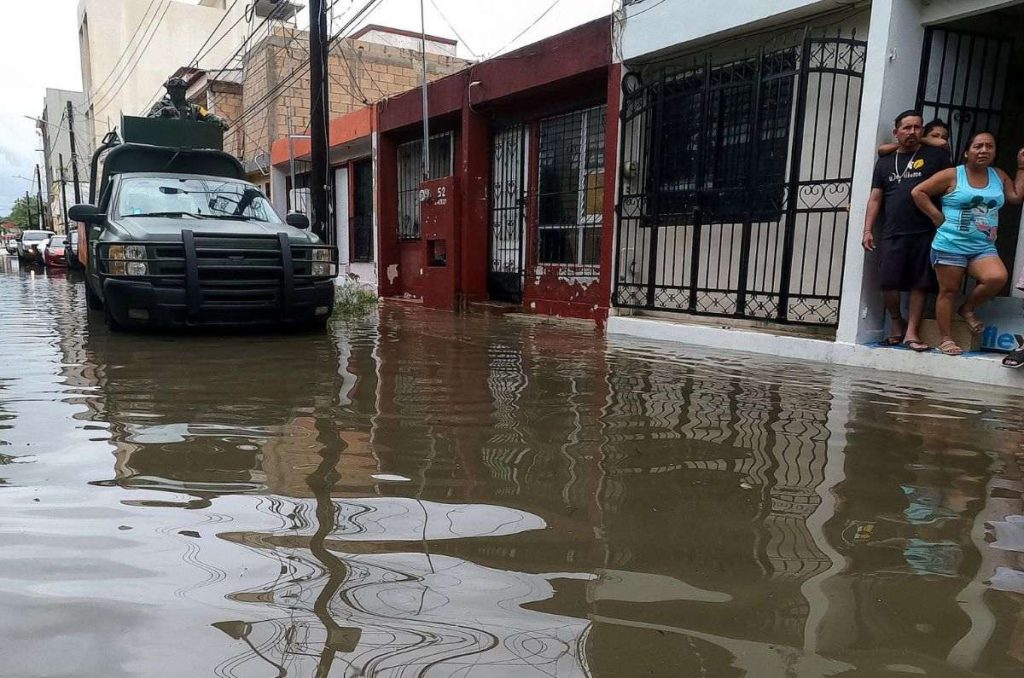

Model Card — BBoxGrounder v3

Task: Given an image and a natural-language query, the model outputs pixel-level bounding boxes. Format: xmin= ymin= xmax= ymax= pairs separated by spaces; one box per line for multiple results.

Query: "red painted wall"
xmin=375 ymin=16 xmax=617 ymax=324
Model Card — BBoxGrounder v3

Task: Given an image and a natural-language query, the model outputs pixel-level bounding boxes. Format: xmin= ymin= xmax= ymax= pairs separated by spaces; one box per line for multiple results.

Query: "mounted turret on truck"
xmin=70 ymin=93 xmax=336 ymax=331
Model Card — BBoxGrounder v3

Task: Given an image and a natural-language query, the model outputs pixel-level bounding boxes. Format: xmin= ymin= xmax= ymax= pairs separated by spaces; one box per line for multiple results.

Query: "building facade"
xmin=609 ymin=0 xmax=1024 ymax=387
xmin=77 ymin=0 xmax=252 ymax=149
xmin=38 ymin=89 xmax=90 ymax=233
xmin=372 ymin=18 xmax=619 ymax=320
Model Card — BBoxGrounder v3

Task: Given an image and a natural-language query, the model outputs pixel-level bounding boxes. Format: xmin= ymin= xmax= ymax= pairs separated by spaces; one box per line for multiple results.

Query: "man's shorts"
xmin=880 ymin=233 xmax=937 ymax=292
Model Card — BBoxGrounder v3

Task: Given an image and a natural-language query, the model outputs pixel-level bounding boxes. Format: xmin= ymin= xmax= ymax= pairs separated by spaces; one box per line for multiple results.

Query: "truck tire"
xmin=103 ymin=305 xmax=123 ymax=332
xmin=85 ymin=278 xmax=104 ymax=311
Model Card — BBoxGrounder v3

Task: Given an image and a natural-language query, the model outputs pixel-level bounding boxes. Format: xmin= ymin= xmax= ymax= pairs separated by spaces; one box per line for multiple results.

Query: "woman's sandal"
xmin=1002 ymin=349 xmax=1024 ymax=369
xmin=957 ymin=306 xmax=985 ymax=335
xmin=938 ymin=340 xmax=963 ymax=356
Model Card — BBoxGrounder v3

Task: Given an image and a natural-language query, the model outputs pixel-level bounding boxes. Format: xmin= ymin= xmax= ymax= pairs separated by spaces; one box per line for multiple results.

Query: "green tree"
xmin=3 ymin=197 xmax=37 ymax=230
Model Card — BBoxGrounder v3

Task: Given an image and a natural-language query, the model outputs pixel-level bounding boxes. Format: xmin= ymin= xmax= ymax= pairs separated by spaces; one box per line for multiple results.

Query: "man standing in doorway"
xmin=863 ymin=110 xmax=952 ymax=350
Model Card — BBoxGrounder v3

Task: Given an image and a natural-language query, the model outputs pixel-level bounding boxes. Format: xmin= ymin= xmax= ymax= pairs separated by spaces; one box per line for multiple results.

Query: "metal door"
xmin=916 ymin=27 xmax=1014 ymax=157
xmin=352 ymin=160 xmax=373 ymax=262
xmin=614 ymin=32 xmax=867 ymax=327
xmin=488 ymin=125 xmax=527 ymax=302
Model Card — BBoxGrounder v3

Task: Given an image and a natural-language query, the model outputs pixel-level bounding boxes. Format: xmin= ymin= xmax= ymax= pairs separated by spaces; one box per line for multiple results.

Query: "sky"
xmin=0 ymin=0 xmax=615 ymax=216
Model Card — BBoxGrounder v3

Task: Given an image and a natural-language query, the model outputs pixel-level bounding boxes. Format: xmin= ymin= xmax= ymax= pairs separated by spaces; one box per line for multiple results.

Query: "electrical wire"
xmin=426 ymin=0 xmax=480 ymax=59
xmin=140 ymin=0 xmax=294 ymax=113
xmin=85 ymin=0 xmax=163 ymax=104
xmin=92 ymin=0 xmax=175 ymax=111
xmin=189 ymin=0 xmax=245 ymax=67
xmin=223 ymin=0 xmax=384 ymax=146
xmin=489 ymin=0 xmax=567 ymax=57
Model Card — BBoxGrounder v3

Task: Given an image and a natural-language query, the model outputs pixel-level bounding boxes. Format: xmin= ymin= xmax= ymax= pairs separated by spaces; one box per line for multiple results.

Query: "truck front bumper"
xmin=103 ymin=277 xmax=335 ymax=329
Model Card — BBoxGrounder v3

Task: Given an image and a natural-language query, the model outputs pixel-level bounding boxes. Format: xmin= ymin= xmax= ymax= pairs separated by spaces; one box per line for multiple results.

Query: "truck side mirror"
xmin=286 ymin=212 xmax=310 ymax=230
xmin=68 ymin=204 xmax=106 ymax=225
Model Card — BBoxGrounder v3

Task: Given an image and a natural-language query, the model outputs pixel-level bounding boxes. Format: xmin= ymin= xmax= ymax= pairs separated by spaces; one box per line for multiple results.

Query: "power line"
xmin=92 ymin=0 xmax=174 ymax=111
xmin=141 ymin=0 xmax=299 ymax=114
xmin=223 ymin=0 xmax=385 ymax=147
xmin=489 ymin=0 xmax=567 ymax=57
xmin=190 ymin=0 xmax=245 ymax=67
xmin=85 ymin=0 xmax=162 ymax=103
xmin=426 ymin=0 xmax=480 ymax=59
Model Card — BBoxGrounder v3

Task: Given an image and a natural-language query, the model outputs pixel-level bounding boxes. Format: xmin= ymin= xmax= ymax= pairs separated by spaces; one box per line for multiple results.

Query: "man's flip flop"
xmin=881 ymin=335 xmax=903 ymax=346
xmin=902 ymin=340 xmax=930 ymax=353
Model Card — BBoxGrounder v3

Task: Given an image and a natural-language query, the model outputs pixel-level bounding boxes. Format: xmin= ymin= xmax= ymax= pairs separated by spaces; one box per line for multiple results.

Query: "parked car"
xmin=43 ymin=235 xmax=67 ymax=267
xmin=65 ymin=230 xmax=83 ymax=270
xmin=17 ymin=230 xmax=54 ymax=263
xmin=4 ymin=237 xmax=17 ymax=255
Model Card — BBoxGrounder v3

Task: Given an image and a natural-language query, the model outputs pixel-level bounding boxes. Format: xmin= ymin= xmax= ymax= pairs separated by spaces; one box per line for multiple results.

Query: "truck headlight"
xmin=106 ymin=244 xmax=148 ymax=275
xmin=108 ymin=245 xmax=146 ymax=260
xmin=310 ymin=248 xmax=336 ymax=277
xmin=312 ymin=262 xmax=336 ymax=276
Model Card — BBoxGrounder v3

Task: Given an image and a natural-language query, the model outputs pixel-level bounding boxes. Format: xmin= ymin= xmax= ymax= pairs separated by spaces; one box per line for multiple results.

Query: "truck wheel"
xmin=85 ymin=279 xmax=104 ymax=310
xmin=104 ymin=305 xmax=123 ymax=332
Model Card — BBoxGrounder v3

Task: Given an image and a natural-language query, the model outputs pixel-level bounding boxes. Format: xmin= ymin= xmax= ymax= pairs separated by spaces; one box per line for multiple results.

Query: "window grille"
xmin=537 ymin=105 xmax=606 ymax=273
xmin=397 ymin=132 xmax=453 ymax=239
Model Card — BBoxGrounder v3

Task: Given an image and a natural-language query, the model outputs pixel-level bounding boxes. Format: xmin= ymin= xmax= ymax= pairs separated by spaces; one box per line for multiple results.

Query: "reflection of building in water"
xmin=47 ymin=288 xmax=1024 ymax=675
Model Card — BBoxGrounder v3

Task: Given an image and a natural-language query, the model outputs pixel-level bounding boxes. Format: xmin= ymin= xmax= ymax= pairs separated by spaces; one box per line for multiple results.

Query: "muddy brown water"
xmin=1 ymin=263 xmax=1023 ymax=677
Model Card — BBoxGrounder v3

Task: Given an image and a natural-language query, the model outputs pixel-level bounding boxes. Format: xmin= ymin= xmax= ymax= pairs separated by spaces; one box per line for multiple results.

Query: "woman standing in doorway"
xmin=911 ymin=132 xmax=1024 ymax=356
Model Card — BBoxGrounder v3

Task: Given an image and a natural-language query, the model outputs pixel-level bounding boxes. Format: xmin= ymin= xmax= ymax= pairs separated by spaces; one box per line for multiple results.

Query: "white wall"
xmin=355 ymin=29 xmax=456 ymax=57
xmin=919 ymin=0 xmax=1024 ymax=24
xmin=621 ymin=0 xmax=839 ymax=61
xmin=77 ymin=0 xmax=247 ymax=148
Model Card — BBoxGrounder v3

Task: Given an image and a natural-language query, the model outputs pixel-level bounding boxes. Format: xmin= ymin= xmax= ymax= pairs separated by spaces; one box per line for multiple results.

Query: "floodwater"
xmin=1 ymin=262 xmax=1023 ymax=678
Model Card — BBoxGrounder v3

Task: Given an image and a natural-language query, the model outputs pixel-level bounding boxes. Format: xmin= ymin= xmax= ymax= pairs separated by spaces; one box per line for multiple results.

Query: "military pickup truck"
xmin=70 ymin=116 xmax=336 ymax=331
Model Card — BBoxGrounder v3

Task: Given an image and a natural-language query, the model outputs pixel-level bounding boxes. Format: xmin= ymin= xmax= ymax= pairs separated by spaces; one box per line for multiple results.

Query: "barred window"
xmin=397 ymin=132 xmax=453 ymax=239
xmin=537 ymin=105 xmax=606 ymax=271
xmin=657 ymin=48 xmax=796 ymax=223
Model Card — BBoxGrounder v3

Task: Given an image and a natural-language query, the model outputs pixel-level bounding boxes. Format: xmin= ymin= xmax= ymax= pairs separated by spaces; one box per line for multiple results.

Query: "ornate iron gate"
xmin=614 ymin=32 xmax=867 ymax=326
xmin=488 ymin=125 xmax=527 ymax=302
xmin=916 ymin=27 xmax=1014 ymax=159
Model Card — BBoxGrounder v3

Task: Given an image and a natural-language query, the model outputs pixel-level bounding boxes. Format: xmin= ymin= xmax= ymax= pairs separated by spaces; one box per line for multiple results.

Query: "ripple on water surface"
xmin=0 ymin=265 xmax=1022 ymax=677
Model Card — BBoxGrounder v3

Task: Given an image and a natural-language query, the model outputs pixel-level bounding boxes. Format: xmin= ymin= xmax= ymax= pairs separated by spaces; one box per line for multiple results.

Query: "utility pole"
xmin=58 ymin=154 xmax=69 ymax=234
xmin=66 ymin=100 xmax=82 ymax=204
xmin=308 ymin=0 xmax=331 ymax=243
xmin=34 ymin=164 xmax=45 ymax=229
xmin=24 ymin=191 xmax=33 ymax=230
xmin=419 ymin=0 xmax=430 ymax=181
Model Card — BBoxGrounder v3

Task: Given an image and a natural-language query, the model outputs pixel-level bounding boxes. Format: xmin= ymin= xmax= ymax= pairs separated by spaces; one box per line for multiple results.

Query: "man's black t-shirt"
xmin=871 ymin=145 xmax=952 ymax=239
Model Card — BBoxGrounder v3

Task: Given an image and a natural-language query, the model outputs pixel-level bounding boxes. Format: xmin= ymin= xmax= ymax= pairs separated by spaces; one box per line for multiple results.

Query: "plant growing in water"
xmin=333 ymin=284 xmax=378 ymax=317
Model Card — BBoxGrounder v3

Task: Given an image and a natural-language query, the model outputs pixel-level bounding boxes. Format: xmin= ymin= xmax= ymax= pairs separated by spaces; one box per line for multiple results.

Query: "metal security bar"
xmin=916 ymin=27 xmax=1013 ymax=160
xmin=615 ymin=31 xmax=866 ymax=326
xmin=488 ymin=125 xmax=527 ymax=302
xmin=397 ymin=132 xmax=453 ymax=239
xmin=537 ymin=105 xmax=606 ymax=277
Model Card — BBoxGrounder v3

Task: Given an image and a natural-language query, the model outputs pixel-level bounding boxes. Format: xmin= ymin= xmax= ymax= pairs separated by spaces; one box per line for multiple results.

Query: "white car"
xmin=17 ymin=230 xmax=54 ymax=263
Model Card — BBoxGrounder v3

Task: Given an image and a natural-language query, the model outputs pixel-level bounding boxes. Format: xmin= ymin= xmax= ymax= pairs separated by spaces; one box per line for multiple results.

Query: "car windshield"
xmin=115 ymin=177 xmax=283 ymax=223
xmin=23 ymin=231 xmax=53 ymax=240
xmin=49 ymin=236 xmax=65 ymax=247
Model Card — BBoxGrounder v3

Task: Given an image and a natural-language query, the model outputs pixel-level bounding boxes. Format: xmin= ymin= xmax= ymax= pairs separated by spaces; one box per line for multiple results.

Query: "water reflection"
xmin=2 ymin=269 xmax=1023 ymax=676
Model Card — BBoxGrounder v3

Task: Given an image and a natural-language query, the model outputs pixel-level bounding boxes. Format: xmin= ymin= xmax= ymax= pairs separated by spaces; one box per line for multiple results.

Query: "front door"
xmin=352 ymin=160 xmax=373 ymax=262
xmin=488 ymin=125 xmax=527 ymax=303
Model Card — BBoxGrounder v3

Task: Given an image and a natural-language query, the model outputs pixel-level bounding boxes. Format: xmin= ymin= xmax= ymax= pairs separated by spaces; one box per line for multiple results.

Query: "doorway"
xmin=352 ymin=160 xmax=373 ymax=263
xmin=488 ymin=125 xmax=527 ymax=303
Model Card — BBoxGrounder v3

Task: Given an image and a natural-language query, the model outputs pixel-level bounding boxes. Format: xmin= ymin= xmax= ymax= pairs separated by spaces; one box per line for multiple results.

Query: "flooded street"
xmin=2 ymin=262 xmax=1024 ymax=678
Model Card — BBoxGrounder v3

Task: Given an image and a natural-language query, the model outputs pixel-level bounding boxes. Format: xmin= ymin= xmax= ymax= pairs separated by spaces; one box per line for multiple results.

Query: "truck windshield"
xmin=115 ymin=177 xmax=283 ymax=223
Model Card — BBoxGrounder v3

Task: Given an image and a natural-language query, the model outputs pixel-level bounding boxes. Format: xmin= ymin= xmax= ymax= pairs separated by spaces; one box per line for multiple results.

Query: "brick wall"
xmin=227 ymin=27 xmax=470 ymax=165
